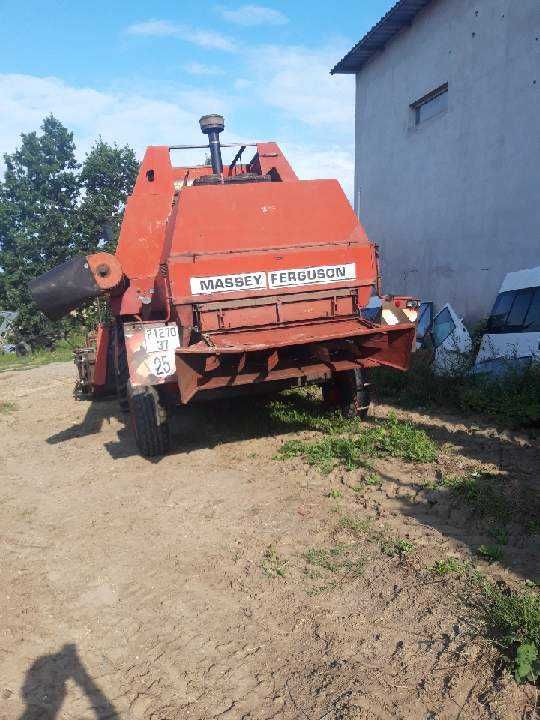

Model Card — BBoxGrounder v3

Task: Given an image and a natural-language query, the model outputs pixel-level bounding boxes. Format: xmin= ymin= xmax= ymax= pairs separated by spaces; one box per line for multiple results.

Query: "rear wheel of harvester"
xmin=329 ymin=368 xmax=371 ymax=420
xmin=127 ymin=382 xmax=170 ymax=458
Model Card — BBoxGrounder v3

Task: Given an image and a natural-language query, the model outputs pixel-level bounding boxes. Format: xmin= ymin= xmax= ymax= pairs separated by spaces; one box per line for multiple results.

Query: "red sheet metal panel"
xmin=252 ymin=142 xmax=298 ymax=181
xmin=169 ymin=243 xmax=376 ymax=306
xmin=197 ymin=293 xmax=358 ymax=332
xmin=115 ymin=141 xmax=304 ymax=287
xmin=175 ymin=320 xmax=415 ymax=403
xmin=178 ymin=318 xmax=412 ymax=354
xmin=168 ymin=179 xmax=366 ymax=256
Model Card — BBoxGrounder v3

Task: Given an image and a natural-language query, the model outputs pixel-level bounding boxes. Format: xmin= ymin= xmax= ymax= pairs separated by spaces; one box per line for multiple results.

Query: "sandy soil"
xmin=0 ymin=361 xmax=538 ymax=720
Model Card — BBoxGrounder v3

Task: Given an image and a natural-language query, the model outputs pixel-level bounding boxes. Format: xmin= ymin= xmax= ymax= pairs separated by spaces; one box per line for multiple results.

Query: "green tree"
xmin=0 ymin=115 xmax=80 ymax=337
xmin=0 ymin=118 xmax=139 ymax=340
xmin=78 ymin=139 xmax=138 ymax=254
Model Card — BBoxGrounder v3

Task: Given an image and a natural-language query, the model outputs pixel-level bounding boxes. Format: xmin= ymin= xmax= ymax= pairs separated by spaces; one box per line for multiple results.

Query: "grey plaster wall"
xmin=354 ymin=0 xmax=540 ymax=322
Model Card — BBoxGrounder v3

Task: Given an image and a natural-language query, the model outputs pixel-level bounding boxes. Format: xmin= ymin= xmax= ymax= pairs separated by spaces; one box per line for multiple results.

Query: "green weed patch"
xmin=430 ymin=556 xmax=469 ymax=576
xmin=439 ymin=471 xmax=511 ymax=524
xmin=278 ymin=415 xmax=437 ymax=473
xmin=261 ymin=545 xmax=287 ymax=579
xmin=339 ymin=516 xmax=373 ymax=534
xmin=303 ymin=543 xmax=366 ymax=590
xmin=373 ymin=353 xmax=540 ymax=427
xmin=477 ymin=581 xmax=540 ymax=683
xmin=477 ymin=544 xmax=504 ymax=563
xmin=380 ymin=537 xmax=415 ymax=558
xmin=0 ymin=336 xmax=84 ymax=373
xmin=0 ymin=400 xmax=17 ymax=413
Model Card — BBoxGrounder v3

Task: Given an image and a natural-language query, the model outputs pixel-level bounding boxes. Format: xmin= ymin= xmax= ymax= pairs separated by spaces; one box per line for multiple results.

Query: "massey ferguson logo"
xmin=190 ymin=271 xmax=267 ymax=295
xmin=190 ymin=263 xmax=356 ymax=296
xmin=268 ymin=263 xmax=355 ymax=288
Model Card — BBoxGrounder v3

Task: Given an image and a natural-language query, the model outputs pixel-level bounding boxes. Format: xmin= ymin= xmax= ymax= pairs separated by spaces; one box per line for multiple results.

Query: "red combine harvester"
xmin=30 ymin=115 xmax=415 ymax=457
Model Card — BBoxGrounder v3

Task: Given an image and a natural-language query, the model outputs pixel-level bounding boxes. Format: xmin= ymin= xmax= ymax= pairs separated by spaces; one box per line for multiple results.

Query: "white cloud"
xmin=126 ymin=19 xmax=236 ymax=51
xmin=0 ymin=74 xmax=231 ymax=167
xmin=218 ymin=4 xmax=288 ymax=26
xmin=239 ymin=41 xmax=355 ymax=197
xmin=183 ymin=62 xmax=225 ymax=76
xmin=233 ymin=78 xmax=253 ymax=90
xmin=246 ymin=43 xmax=354 ymax=129
xmin=283 ymin=143 xmax=354 ymax=199
xmin=126 ymin=19 xmax=178 ymax=37
xmin=0 ymin=66 xmax=355 ymax=201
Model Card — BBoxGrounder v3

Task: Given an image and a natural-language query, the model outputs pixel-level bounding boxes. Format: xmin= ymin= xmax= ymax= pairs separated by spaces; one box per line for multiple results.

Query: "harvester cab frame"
xmin=30 ymin=114 xmax=416 ymax=457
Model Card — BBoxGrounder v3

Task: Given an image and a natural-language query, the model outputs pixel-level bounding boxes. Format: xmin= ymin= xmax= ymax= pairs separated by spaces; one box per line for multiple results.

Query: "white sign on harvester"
xmin=268 ymin=263 xmax=356 ymax=289
xmin=190 ymin=263 xmax=356 ymax=296
xmin=190 ymin=271 xmax=267 ymax=295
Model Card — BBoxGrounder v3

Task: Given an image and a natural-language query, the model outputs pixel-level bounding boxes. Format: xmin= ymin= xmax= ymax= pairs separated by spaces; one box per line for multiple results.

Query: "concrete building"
xmin=332 ymin=0 xmax=539 ymax=322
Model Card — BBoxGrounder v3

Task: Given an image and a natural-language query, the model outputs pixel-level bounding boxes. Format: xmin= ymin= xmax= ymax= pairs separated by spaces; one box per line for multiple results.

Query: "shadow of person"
xmin=19 ymin=643 xmax=119 ymax=720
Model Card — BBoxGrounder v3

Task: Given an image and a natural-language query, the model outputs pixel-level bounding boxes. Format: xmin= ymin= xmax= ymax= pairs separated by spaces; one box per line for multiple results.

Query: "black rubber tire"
xmin=322 ymin=382 xmax=338 ymax=407
xmin=127 ymin=383 xmax=170 ymax=458
xmin=114 ymin=322 xmax=130 ymax=412
xmin=334 ymin=368 xmax=371 ymax=420
xmin=15 ymin=342 xmax=31 ymax=357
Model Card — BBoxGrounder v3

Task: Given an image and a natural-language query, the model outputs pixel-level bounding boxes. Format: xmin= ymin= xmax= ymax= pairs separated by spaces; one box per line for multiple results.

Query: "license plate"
xmin=144 ymin=325 xmax=180 ymax=353
xmin=124 ymin=322 xmax=181 ymax=386
xmin=144 ymin=325 xmax=180 ymax=379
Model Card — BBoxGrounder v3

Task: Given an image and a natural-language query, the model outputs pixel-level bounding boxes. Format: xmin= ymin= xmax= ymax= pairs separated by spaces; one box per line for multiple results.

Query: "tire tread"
xmin=129 ymin=386 xmax=170 ymax=457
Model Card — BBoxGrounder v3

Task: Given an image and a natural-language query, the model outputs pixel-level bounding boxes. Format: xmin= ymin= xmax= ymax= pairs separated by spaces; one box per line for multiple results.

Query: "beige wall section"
xmin=354 ymin=0 xmax=540 ymax=321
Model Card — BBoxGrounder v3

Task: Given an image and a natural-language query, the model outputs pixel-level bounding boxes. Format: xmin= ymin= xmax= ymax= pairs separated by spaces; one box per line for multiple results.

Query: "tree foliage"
xmin=0 ymin=115 xmax=138 ymax=339
xmin=0 ymin=116 xmax=80 ymax=336
xmin=78 ymin=139 xmax=138 ymax=254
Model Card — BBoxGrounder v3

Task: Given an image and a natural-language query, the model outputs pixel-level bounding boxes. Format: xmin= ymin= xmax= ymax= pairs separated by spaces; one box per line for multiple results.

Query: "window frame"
xmin=523 ymin=287 xmax=540 ymax=332
xmin=431 ymin=306 xmax=456 ymax=348
xmin=487 ymin=287 xmax=540 ymax=334
xmin=416 ymin=301 xmax=434 ymax=340
xmin=410 ymin=83 xmax=449 ymax=127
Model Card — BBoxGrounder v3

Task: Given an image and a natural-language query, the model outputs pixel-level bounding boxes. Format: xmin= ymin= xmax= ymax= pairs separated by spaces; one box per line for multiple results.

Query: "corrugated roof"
xmin=331 ymin=0 xmax=434 ymax=74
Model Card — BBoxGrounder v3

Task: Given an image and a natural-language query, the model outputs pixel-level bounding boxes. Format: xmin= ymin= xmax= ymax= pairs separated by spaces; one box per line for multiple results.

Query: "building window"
xmin=411 ymin=83 xmax=448 ymax=126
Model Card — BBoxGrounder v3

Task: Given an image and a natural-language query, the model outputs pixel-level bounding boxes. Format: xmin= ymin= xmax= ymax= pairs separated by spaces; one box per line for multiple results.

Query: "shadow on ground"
xmin=18 ymin=643 xmax=118 ymax=720
xmin=45 ymin=388 xmax=539 ymax=580
xmin=46 ymin=389 xmax=331 ymax=461
xmin=356 ymin=407 xmax=540 ymax=583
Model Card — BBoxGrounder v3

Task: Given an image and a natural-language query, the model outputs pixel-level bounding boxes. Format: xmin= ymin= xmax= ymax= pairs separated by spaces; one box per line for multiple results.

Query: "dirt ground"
xmin=0 ymin=361 xmax=538 ymax=720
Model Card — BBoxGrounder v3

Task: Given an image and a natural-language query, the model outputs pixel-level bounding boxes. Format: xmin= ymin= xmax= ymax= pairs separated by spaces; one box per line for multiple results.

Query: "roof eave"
xmin=331 ymin=0 xmax=433 ymax=75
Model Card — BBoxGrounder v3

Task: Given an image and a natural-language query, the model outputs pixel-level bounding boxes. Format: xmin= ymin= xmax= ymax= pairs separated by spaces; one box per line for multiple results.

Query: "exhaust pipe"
xmin=199 ymin=114 xmax=224 ymax=175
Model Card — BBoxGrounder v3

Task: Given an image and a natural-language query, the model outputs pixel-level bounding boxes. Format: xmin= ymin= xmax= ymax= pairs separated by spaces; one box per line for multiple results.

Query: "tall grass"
xmin=0 ymin=335 xmax=84 ymax=372
xmin=373 ymin=352 xmax=540 ymax=426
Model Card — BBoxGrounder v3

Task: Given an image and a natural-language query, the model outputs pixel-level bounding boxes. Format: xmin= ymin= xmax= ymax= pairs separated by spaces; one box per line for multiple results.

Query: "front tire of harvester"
xmin=334 ymin=368 xmax=371 ymax=420
xmin=127 ymin=383 xmax=170 ymax=458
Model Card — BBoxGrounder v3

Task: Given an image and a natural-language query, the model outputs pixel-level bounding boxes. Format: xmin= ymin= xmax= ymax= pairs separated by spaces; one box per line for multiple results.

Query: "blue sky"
xmin=0 ymin=0 xmax=395 ymax=195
